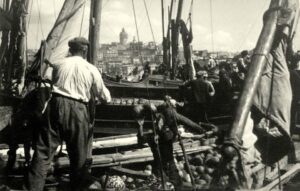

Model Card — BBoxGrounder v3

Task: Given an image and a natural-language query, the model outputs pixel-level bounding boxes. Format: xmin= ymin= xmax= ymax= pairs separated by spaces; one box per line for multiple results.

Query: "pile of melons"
xmin=175 ymin=149 xmax=222 ymax=188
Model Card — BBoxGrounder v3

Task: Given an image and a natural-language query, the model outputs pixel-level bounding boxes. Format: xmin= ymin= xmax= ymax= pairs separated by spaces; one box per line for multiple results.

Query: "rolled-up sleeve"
xmin=90 ymin=66 xmax=111 ymax=103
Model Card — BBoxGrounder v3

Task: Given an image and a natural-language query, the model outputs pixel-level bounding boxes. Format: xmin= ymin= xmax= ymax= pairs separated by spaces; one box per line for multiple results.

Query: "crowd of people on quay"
xmin=174 ymin=50 xmax=252 ymax=122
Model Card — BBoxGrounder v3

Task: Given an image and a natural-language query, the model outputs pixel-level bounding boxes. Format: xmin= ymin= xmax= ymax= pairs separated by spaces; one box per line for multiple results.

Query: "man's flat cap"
xmin=241 ymin=50 xmax=249 ymax=57
xmin=68 ymin=37 xmax=89 ymax=48
xmin=196 ymin=70 xmax=208 ymax=77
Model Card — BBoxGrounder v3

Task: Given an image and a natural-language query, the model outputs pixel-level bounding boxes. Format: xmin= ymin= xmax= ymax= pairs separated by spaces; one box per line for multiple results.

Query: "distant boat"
xmin=103 ymin=73 xmax=182 ymax=100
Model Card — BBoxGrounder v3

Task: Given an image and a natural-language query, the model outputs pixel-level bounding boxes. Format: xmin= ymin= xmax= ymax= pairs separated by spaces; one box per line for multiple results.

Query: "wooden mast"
xmin=17 ymin=0 xmax=30 ymax=94
xmin=87 ymin=0 xmax=102 ymax=162
xmin=0 ymin=0 xmax=10 ymax=90
xmin=162 ymin=0 xmax=174 ymax=77
xmin=170 ymin=0 xmax=183 ymax=80
xmin=161 ymin=0 xmax=164 ymax=39
xmin=167 ymin=1 xmax=174 ymax=76
xmin=228 ymin=0 xmax=281 ymax=142
xmin=89 ymin=0 xmax=102 ymax=65
xmin=2 ymin=0 xmax=29 ymax=94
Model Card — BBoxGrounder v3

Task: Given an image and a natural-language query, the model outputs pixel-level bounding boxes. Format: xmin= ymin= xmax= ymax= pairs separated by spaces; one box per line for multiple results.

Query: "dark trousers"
xmin=291 ymin=100 xmax=300 ymax=135
xmin=28 ymin=96 xmax=93 ymax=191
xmin=147 ymin=136 xmax=182 ymax=186
xmin=186 ymin=102 xmax=208 ymax=123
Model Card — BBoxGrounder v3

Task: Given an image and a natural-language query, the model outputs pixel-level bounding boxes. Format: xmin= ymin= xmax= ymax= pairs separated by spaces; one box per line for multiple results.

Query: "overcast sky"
xmin=25 ymin=0 xmax=300 ymax=51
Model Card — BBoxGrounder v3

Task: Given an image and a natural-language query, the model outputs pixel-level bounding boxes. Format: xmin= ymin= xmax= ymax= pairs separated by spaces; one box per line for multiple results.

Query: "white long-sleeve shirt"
xmin=51 ymin=56 xmax=111 ymax=103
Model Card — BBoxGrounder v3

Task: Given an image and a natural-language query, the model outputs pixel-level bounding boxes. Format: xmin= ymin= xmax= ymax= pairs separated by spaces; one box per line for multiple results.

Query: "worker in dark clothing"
xmin=237 ymin=50 xmax=250 ymax=75
xmin=233 ymin=50 xmax=251 ymax=89
xmin=133 ymin=98 xmax=205 ymax=188
xmin=291 ymin=66 xmax=300 ymax=132
xmin=231 ymin=63 xmax=244 ymax=91
xmin=184 ymin=70 xmax=215 ymax=122
xmin=28 ymin=37 xmax=111 ymax=191
xmin=142 ymin=61 xmax=151 ymax=79
xmin=288 ymin=38 xmax=300 ymax=135
xmin=218 ymin=67 xmax=233 ymax=113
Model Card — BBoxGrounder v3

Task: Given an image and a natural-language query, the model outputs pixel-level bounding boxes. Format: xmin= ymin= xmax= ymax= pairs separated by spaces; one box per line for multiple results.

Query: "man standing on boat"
xmin=133 ymin=98 xmax=205 ymax=189
xmin=237 ymin=50 xmax=251 ymax=79
xmin=28 ymin=37 xmax=111 ymax=191
xmin=184 ymin=70 xmax=215 ymax=122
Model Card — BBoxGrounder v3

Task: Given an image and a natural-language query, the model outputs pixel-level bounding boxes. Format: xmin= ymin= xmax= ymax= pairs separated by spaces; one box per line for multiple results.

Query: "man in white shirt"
xmin=207 ymin=56 xmax=216 ymax=70
xmin=28 ymin=37 xmax=111 ymax=191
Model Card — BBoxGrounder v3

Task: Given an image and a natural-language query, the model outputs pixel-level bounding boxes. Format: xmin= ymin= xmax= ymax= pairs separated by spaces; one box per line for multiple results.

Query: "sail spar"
xmin=251 ymin=0 xmax=298 ymax=164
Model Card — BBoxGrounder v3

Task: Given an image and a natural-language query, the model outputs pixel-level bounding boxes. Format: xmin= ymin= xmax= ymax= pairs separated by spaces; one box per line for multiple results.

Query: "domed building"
xmin=119 ymin=28 xmax=128 ymax=45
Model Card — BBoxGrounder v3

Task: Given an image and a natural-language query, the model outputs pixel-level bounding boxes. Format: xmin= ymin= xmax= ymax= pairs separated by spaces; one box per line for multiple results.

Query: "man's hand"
xmin=137 ymin=119 xmax=145 ymax=146
xmin=199 ymin=122 xmax=219 ymax=133
xmin=137 ymin=131 xmax=146 ymax=146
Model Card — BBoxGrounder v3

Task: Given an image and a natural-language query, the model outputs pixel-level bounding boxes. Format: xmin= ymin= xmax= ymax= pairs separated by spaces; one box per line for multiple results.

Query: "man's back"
xmin=190 ymin=78 xmax=210 ymax=104
xmin=237 ymin=58 xmax=248 ymax=74
xmin=52 ymin=56 xmax=110 ymax=103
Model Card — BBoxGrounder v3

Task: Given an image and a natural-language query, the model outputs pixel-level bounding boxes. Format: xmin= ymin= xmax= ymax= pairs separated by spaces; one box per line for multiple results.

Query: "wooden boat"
xmin=102 ymin=74 xmax=182 ymax=100
xmin=2 ymin=0 xmax=300 ymax=190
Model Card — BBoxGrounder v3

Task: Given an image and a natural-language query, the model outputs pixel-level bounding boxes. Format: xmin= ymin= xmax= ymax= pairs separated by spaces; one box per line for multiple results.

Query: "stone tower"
xmin=119 ymin=28 xmax=128 ymax=45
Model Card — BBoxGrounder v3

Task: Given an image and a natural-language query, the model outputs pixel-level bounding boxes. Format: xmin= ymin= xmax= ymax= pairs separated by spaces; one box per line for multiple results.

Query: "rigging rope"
xmin=36 ymin=0 xmax=45 ymax=39
xmin=26 ymin=0 xmax=33 ymax=56
xmin=35 ymin=1 xmax=40 ymax=49
xmin=186 ymin=0 xmax=193 ymax=24
xmin=26 ymin=0 xmax=33 ymax=72
xmin=27 ymin=0 xmax=33 ymax=30
xmin=143 ymin=0 xmax=156 ymax=44
xmin=132 ymin=0 xmax=140 ymax=43
xmin=236 ymin=1 xmax=268 ymax=50
xmin=133 ymin=1 xmax=168 ymax=188
xmin=131 ymin=0 xmax=144 ymax=66
xmin=90 ymin=0 xmax=116 ymax=39
xmin=79 ymin=0 xmax=86 ymax=36
xmin=136 ymin=0 xmax=152 ymax=30
xmin=209 ymin=0 xmax=214 ymax=52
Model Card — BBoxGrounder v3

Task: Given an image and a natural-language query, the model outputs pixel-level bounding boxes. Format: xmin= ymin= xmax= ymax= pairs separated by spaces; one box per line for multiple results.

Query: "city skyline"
xmin=25 ymin=0 xmax=300 ymax=52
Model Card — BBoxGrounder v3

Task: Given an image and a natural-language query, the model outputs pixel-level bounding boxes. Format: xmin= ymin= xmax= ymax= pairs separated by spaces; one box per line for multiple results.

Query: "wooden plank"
xmin=256 ymin=164 xmax=300 ymax=191
xmin=109 ymin=166 xmax=150 ymax=179
xmin=93 ymin=127 xmax=138 ymax=135
xmin=55 ymin=145 xmax=212 ymax=169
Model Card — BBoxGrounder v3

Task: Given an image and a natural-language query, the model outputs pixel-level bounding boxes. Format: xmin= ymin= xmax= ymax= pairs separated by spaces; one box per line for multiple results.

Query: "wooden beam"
xmin=229 ymin=0 xmax=281 ymax=141
xmin=88 ymin=0 xmax=102 ymax=65
xmin=17 ymin=0 xmax=29 ymax=94
xmin=109 ymin=166 xmax=151 ymax=179
xmin=170 ymin=0 xmax=183 ymax=79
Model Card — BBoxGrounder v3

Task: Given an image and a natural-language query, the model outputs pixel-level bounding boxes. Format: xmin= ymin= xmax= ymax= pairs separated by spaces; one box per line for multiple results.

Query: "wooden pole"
xmin=171 ymin=0 xmax=183 ymax=80
xmin=222 ymin=3 xmax=284 ymax=188
xmin=167 ymin=3 xmax=173 ymax=74
xmin=162 ymin=0 xmax=173 ymax=76
xmin=161 ymin=0 xmax=164 ymax=38
xmin=6 ymin=0 xmax=18 ymax=93
xmin=175 ymin=0 xmax=183 ymax=24
xmin=87 ymin=0 xmax=102 ymax=166
xmin=17 ymin=0 xmax=30 ymax=94
xmin=0 ymin=0 xmax=10 ymax=89
xmin=88 ymin=0 xmax=102 ymax=65
xmin=228 ymin=0 xmax=281 ymax=141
